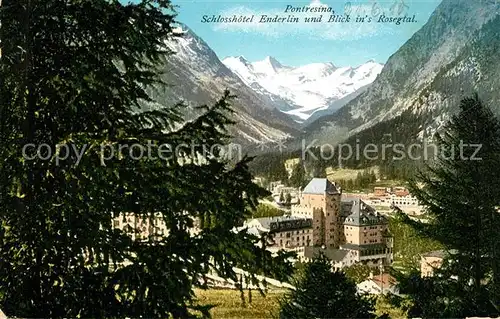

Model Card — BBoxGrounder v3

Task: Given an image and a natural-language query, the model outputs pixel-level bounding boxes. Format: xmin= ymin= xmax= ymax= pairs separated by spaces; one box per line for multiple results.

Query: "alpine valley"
xmin=146 ymin=24 xmax=383 ymax=146
xmin=222 ymin=56 xmax=383 ymax=124
xmin=150 ymin=0 xmax=499 ymax=151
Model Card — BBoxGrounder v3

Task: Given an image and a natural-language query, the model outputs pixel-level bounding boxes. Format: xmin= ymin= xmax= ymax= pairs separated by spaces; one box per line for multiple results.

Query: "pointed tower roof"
xmin=302 ymin=178 xmax=340 ymax=195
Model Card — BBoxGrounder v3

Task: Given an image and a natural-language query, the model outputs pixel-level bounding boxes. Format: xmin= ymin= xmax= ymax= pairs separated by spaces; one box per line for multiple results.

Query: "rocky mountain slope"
xmin=145 ymin=25 xmax=300 ymax=146
xmin=304 ymin=0 xmax=500 ymax=145
xmin=223 ymin=56 xmax=383 ymax=123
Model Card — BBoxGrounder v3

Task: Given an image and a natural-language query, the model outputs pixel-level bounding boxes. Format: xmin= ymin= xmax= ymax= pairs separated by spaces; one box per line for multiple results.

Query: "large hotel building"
xmin=253 ymin=178 xmax=394 ymax=268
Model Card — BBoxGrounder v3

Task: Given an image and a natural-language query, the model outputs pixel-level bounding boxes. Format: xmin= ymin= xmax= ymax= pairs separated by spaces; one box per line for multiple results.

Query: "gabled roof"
xmin=370 ymin=273 xmax=397 ymax=288
xmin=304 ymin=246 xmax=348 ymax=262
xmin=341 ymin=198 xmax=387 ymax=226
xmin=302 ymin=178 xmax=340 ymax=195
xmin=422 ymin=249 xmax=458 ymax=259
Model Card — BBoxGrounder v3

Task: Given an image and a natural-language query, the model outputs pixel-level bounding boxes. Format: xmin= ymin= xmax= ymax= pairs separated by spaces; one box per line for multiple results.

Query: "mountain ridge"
xmin=303 ymin=0 xmax=500 ymax=145
xmin=147 ymin=24 xmax=301 ymax=145
xmin=223 ymin=55 xmax=383 ymax=123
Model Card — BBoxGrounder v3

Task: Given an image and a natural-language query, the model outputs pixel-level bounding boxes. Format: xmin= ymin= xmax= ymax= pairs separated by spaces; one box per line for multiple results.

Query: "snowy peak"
xmin=292 ymin=62 xmax=337 ymax=79
xmin=264 ymin=56 xmax=284 ymax=70
xmin=252 ymin=56 xmax=286 ymax=75
xmin=165 ymin=24 xmax=223 ymax=75
xmin=223 ymin=56 xmax=383 ymax=121
xmin=235 ymin=55 xmax=250 ymax=65
xmin=159 ymin=25 xmax=298 ymax=145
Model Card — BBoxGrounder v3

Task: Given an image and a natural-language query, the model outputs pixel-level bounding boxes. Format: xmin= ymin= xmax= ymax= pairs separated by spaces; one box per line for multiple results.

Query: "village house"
xmin=357 ymin=273 xmax=399 ymax=295
xmin=112 ymin=213 xmax=201 ymax=241
xmin=420 ymin=250 xmax=448 ymax=277
xmin=364 ymin=186 xmax=424 ymax=216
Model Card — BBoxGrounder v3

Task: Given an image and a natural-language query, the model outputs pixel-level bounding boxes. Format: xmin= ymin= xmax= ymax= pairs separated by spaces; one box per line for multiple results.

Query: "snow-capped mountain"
xmin=304 ymin=0 xmax=500 ymax=144
xmin=146 ymin=25 xmax=299 ymax=145
xmin=223 ymin=56 xmax=383 ymax=122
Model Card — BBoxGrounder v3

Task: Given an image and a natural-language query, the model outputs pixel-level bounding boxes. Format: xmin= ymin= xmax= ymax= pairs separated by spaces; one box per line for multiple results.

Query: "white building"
xmin=296 ymin=246 xmax=360 ymax=271
xmin=357 ymin=273 xmax=399 ymax=295
xmin=389 ymin=194 xmax=424 ymax=215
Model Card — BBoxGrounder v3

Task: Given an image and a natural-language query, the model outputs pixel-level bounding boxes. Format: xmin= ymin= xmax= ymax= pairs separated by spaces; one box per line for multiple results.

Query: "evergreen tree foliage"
xmin=343 ymin=263 xmax=381 ymax=284
xmin=401 ymin=95 xmax=500 ymax=318
xmin=279 ymin=254 xmax=376 ymax=319
xmin=285 ymin=193 xmax=292 ymax=206
xmin=252 ymin=203 xmax=285 ymax=218
xmin=0 ymin=1 xmax=292 ymax=317
xmin=388 ymin=210 xmax=442 ymax=270
xmin=248 ymin=152 xmax=289 ymax=183
xmin=289 ymin=161 xmax=307 ymax=189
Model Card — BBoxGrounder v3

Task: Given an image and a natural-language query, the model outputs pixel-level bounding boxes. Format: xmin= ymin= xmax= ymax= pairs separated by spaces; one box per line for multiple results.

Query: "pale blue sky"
xmin=171 ymin=0 xmax=442 ymax=67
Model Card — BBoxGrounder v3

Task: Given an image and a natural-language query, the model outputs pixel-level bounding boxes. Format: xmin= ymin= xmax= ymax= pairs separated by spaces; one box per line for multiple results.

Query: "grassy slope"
xmin=194 ymin=288 xmax=410 ymax=318
xmin=326 ymin=166 xmax=379 ymax=181
xmin=194 ymin=289 xmax=284 ymax=319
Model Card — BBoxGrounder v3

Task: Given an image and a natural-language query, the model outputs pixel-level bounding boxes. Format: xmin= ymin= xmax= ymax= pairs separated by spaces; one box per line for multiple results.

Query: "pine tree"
xmin=285 ymin=192 xmax=292 ymax=206
xmin=344 ymin=263 xmax=381 ymax=284
xmin=402 ymin=95 xmax=500 ymax=317
xmin=0 ymin=1 xmax=292 ymax=317
xmin=289 ymin=161 xmax=306 ymax=188
xmin=279 ymin=254 xmax=376 ymax=319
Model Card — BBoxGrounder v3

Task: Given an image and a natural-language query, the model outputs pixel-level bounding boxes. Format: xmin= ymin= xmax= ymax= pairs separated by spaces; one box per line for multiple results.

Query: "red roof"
xmin=371 ymin=273 xmax=397 ymax=288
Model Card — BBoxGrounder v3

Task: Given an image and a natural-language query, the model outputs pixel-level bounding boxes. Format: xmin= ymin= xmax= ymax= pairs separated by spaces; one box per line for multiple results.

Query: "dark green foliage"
xmin=279 ymin=254 xmax=376 ymax=319
xmin=401 ymin=95 xmax=500 ymax=317
xmin=389 ymin=210 xmax=442 ymax=270
xmin=248 ymin=152 xmax=290 ymax=183
xmin=336 ymin=169 xmax=377 ymax=191
xmin=252 ymin=204 xmax=285 ymax=218
xmin=0 ymin=1 xmax=292 ymax=317
xmin=289 ymin=161 xmax=307 ymax=189
xmin=343 ymin=263 xmax=381 ymax=284
xmin=257 ymin=110 xmax=430 ymax=185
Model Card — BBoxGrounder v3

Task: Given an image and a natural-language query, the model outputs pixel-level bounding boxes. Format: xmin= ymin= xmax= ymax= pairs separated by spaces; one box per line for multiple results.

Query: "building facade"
xmin=357 ymin=273 xmax=399 ymax=295
xmin=420 ymin=250 xmax=447 ymax=277
xmin=291 ymin=178 xmax=343 ymax=247
xmin=341 ymin=197 xmax=393 ymax=266
xmin=242 ymin=179 xmax=394 ymax=269
xmin=113 ymin=212 xmax=168 ymax=241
